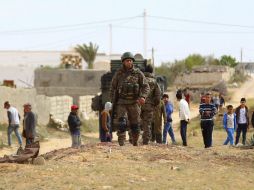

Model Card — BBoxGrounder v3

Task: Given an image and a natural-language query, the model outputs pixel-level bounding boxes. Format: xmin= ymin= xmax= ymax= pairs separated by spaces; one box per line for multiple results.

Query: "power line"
xmin=1 ymin=25 xmax=107 ymax=35
xmin=0 ymin=16 xmax=141 ymax=34
xmin=114 ymin=25 xmax=254 ymax=34
xmin=148 ymin=15 xmax=254 ymax=29
xmin=24 ymin=30 xmax=100 ymax=50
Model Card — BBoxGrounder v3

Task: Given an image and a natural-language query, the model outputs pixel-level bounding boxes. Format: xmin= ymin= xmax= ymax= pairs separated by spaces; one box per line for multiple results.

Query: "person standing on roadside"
xmin=183 ymin=89 xmax=190 ymax=105
xmin=235 ymin=98 xmax=249 ymax=145
xmin=213 ymin=94 xmax=220 ymax=111
xmin=199 ymin=93 xmax=217 ymax=148
xmin=162 ymin=94 xmax=176 ymax=144
xmin=176 ymin=92 xmax=190 ymax=146
xmin=219 ymin=93 xmax=225 ymax=112
xmin=100 ymin=102 xmax=113 ymax=142
xmin=23 ymin=103 xmax=36 ymax=146
xmin=223 ymin=105 xmax=236 ymax=146
xmin=68 ymin=105 xmax=82 ymax=148
xmin=4 ymin=101 xmax=22 ymax=147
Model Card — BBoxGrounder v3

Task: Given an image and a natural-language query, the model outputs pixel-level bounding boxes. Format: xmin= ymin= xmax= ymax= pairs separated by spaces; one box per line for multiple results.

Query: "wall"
xmin=34 ymin=69 xmax=107 ymax=103
xmin=0 ymin=85 xmax=99 ymax=125
xmin=79 ymin=96 xmax=97 ymax=120
xmin=174 ymin=67 xmax=234 ymax=88
xmin=48 ymin=96 xmax=73 ymax=122
xmin=0 ymin=86 xmax=73 ymax=125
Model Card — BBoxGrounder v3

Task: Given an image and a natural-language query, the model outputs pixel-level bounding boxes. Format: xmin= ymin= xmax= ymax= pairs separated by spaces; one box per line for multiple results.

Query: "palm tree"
xmin=75 ymin=42 xmax=99 ymax=69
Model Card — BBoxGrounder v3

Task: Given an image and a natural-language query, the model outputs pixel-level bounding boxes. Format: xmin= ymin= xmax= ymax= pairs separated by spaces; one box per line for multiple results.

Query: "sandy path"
xmin=230 ymin=74 xmax=254 ymax=106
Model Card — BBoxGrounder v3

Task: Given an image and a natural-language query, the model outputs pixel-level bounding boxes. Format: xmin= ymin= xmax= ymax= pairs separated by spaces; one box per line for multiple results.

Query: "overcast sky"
xmin=0 ymin=0 xmax=254 ymax=65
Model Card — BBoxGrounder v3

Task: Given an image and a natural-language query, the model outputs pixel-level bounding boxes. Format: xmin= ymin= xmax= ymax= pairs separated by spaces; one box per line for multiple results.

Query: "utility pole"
xmin=151 ymin=47 xmax=155 ymax=67
xmin=240 ymin=48 xmax=243 ymax=64
xmin=143 ymin=9 xmax=147 ymax=58
xmin=109 ymin=24 xmax=112 ymax=56
xmin=240 ymin=48 xmax=245 ymax=74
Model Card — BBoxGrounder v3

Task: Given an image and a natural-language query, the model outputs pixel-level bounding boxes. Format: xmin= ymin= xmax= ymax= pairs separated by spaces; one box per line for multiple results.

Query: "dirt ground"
xmin=0 ymin=135 xmax=253 ymax=190
xmin=0 ymin=77 xmax=254 ymax=190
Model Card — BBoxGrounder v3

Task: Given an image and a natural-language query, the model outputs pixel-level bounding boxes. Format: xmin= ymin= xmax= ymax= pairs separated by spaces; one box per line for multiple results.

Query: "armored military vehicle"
xmin=91 ymin=54 xmax=167 ymax=133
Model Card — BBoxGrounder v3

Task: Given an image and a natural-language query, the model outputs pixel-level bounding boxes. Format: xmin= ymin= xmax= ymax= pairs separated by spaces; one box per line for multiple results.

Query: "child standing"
xmin=68 ymin=105 xmax=82 ymax=148
xmin=223 ymin=105 xmax=236 ymax=146
xmin=100 ymin=102 xmax=112 ymax=142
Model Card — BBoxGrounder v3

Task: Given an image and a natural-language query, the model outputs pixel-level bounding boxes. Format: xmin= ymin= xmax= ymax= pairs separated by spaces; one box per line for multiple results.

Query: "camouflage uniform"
xmin=151 ymin=100 xmax=166 ymax=143
xmin=141 ymin=72 xmax=161 ymax=144
xmin=110 ymin=63 xmax=150 ymax=146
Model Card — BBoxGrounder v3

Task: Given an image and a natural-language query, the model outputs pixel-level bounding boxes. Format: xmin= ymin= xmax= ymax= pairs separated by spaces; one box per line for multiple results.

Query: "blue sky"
xmin=0 ymin=0 xmax=254 ymax=65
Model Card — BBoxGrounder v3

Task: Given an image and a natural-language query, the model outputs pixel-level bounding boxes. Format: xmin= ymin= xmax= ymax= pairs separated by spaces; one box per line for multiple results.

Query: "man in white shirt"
xmin=176 ymin=91 xmax=190 ymax=146
xmin=4 ymin=101 xmax=22 ymax=147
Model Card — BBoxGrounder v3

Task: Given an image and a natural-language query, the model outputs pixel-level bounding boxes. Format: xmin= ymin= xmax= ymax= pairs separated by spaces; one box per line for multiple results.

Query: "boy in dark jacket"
xmin=68 ymin=105 xmax=82 ymax=148
xmin=235 ymin=98 xmax=249 ymax=145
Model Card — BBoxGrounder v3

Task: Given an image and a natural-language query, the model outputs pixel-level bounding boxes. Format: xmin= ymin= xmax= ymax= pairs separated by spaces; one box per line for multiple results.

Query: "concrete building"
xmin=0 ymin=50 xmax=120 ymax=87
xmin=34 ymin=69 xmax=107 ymax=104
xmin=174 ymin=65 xmax=234 ymax=88
xmin=236 ymin=62 xmax=254 ymax=74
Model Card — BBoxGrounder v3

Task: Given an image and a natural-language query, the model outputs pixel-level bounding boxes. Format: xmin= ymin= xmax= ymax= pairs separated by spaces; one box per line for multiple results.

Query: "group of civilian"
xmin=3 ymin=101 xmax=36 ymax=148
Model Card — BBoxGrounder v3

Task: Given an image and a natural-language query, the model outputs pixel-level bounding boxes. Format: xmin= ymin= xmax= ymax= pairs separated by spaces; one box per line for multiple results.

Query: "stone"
xmin=171 ymin=166 xmax=180 ymax=171
xmin=32 ymin=156 xmax=46 ymax=165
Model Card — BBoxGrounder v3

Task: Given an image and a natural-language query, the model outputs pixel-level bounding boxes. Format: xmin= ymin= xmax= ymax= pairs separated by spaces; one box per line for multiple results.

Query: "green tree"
xmin=206 ymin=55 xmax=220 ymax=65
xmin=219 ymin=55 xmax=237 ymax=67
xmin=155 ymin=60 xmax=186 ymax=86
xmin=75 ymin=42 xmax=99 ymax=69
xmin=184 ymin=54 xmax=205 ymax=70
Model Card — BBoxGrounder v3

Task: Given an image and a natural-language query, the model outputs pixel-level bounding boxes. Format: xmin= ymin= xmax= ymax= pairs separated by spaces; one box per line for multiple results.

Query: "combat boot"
xmin=118 ymin=140 xmax=125 ymax=146
xmin=156 ymin=134 xmax=162 ymax=144
xmin=132 ymin=133 xmax=139 ymax=146
xmin=117 ymin=132 xmax=126 ymax=146
xmin=142 ymin=139 xmax=149 ymax=145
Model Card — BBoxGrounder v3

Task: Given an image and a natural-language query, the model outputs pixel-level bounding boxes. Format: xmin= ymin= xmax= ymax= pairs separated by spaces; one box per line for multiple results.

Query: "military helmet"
xmin=121 ymin=52 xmax=135 ymax=62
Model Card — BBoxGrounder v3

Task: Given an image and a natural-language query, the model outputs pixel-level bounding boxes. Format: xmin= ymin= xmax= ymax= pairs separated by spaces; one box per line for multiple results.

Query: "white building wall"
xmin=79 ymin=96 xmax=97 ymax=120
xmin=0 ymin=50 xmax=120 ymax=87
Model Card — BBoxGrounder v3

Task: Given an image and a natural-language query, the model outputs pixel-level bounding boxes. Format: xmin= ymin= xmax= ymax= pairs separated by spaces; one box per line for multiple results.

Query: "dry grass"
xmin=0 ymin=137 xmax=254 ymax=190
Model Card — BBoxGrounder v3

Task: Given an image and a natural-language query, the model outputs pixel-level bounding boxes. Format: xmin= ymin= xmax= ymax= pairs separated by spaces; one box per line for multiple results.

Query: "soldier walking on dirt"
xmin=199 ymin=93 xmax=217 ymax=148
xmin=140 ymin=64 xmax=161 ymax=145
xmin=110 ymin=52 xmax=150 ymax=146
xmin=151 ymin=99 xmax=166 ymax=143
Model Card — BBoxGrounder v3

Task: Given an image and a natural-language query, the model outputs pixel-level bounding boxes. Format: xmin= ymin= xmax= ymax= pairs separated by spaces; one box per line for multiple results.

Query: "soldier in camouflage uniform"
xmin=151 ymin=99 xmax=166 ymax=143
xmin=141 ymin=65 xmax=161 ymax=145
xmin=110 ymin=52 xmax=150 ymax=146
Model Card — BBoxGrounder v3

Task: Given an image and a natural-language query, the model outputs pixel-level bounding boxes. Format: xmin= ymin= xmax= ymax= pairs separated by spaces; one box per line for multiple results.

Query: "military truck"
xmin=91 ymin=54 xmax=167 ymax=134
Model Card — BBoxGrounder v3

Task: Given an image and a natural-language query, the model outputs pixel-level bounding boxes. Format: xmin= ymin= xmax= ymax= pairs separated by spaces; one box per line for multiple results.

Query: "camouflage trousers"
xmin=141 ymin=104 xmax=154 ymax=144
xmin=151 ymin=118 xmax=163 ymax=144
xmin=116 ymin=103 xmax=141 ymax=146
